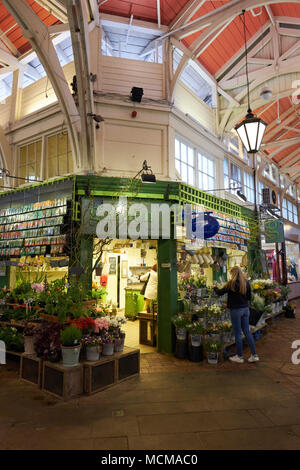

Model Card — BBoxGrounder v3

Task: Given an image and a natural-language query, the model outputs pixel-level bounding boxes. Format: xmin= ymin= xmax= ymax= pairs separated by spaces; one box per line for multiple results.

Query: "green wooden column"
xmin=79 ymin=235 xmax=93 ymax=295
xmin=157 ymin=238 xmax=178 ymax=354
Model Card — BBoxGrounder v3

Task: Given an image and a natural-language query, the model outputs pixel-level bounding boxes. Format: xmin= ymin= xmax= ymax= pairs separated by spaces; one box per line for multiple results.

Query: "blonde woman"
xmin=214 ymin=266 xmax=259 ymax=364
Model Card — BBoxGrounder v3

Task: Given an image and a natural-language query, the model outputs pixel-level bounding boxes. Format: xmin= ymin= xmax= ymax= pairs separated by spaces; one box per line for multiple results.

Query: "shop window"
xmin=244 ymin=171 xmax=255 ymax=203
xmin=198 ymin=153 xmax=215 ymax=191
xmin=175 ymin=138 xmax=195 ymax=186
xmin=19 ymin=140 xmax=42 ymax=184
xmin=47 ymin=132 xmax=73 ymax=179
xmin=280 ymin=174 xmax=285 ymax=189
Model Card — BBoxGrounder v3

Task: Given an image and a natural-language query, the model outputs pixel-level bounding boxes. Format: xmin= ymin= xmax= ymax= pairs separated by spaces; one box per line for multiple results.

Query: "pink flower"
xmin=94 ymin=317 xmax=109 ymax=333
xmin=31 ymin=283 xmax=44 ymax=293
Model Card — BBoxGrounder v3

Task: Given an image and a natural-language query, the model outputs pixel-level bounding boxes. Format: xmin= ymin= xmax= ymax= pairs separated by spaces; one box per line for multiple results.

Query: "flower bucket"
xmin=222 ymin=332 xmax=232 ymax=343
xmin=102 ymin=342 xmax=114 ymax=356
xmin=114 ymin=337 xmax=125 ymax=353
xmin=176 ymin=328 xmax=187 ymax=341
xmin=190 ymin=334 xmax=201 ymax=347
xmin=207 ymin=352 xmax=218 ymax=364
xmin=86 ymin=346 xmax=100 ymax=362
xmin=24 ymin=335 xmax=35 ymax=355
xmin=283 ymin=300 xmax=288 ymax=307
xmin=210 ymin=334 xmax=221 ymax=342
xmin=62 ymin=345 xmax=81 ymax=367
xmin=271 ymin=303 xmax=276 ymax=314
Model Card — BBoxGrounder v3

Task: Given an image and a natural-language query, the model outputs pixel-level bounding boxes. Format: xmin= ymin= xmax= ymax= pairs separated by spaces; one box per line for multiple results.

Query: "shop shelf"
xmin=20 ymin=353 xmax=43 ymax=388
xmin=42 ymin=361 xmax=84 ymax=401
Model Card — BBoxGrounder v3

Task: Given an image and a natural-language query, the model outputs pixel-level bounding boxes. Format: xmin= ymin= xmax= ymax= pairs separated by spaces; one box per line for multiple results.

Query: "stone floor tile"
xmin=212 ymin=410 xmax=259 ymax=430
xmin=128 ymin=433 xmax=204 ymax=450
xmin=137 ymin=412 xmax=220 ymax=435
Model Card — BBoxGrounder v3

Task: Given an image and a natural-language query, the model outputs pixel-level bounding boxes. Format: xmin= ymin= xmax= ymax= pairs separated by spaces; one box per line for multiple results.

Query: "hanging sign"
xmin=265 ymin=219 xmax=284 ymax=243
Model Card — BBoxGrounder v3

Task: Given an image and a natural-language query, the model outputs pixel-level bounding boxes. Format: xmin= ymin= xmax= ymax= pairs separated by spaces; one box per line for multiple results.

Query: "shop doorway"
xmin=93 ymin=239 xmax=158 ymax=353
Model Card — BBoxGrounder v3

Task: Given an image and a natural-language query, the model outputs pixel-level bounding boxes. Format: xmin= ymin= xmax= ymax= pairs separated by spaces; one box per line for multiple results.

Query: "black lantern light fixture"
xmin=234 ymin=11 xmax=267 ymax=153
xmin=134 ymin=160 xmax=156 ymax=183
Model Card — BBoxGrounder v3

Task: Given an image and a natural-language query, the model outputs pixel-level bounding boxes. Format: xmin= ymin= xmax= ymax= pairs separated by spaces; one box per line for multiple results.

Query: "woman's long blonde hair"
xmin=226 ymin=266 xmax=247 ymax=295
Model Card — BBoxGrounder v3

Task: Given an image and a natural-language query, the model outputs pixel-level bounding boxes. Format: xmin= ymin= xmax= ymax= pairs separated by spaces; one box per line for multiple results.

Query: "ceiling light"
xmin=235 ymin=11 xmax=267 ymax=154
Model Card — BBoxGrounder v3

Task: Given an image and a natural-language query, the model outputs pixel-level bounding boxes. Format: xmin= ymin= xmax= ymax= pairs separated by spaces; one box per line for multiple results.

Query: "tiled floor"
xmin=1 ymin=300 xmax=300 ymax=450
xmin=122 ymin=319 xmax=156 ymax=354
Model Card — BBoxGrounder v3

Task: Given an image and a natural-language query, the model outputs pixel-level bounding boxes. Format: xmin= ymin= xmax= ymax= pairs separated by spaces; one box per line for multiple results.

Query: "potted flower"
xmin=171 ymin=314 xmax=190 ymax=340
xmin=114 ymin=330 xmax=126 ymax=353
xmin=205 ymin=322 xmax=222 ymax=342
xmin=204 ymin=340 xmax=222 ymax=364
xmin=23 ymin=323 xmax=38 ymax=355
xmin=60 ymin=326 xmax=82 ymax=367
xmin=34 ymin=322 xmax=62 ymax=362
xmin=70 ymin=317 xmax=96 ymax=335
xmin=187 ymin=322 xmax=204 ymax=347
xmin=82 ymin=336 xmax=102 ymax=361
xmin=221 ymin=321 xmax=233 ymax=343
xmin=94 ymin=317 xmax=110 ymax=335
xmin=0 ymin=326 xmax=24 ymax=352
xmin=101 ymin=332 xmax=118 ymax=356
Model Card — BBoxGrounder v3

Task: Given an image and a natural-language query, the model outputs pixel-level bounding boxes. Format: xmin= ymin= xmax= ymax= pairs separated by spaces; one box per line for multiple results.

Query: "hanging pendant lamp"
xmin=235 ymin=10 xmax=267 ymax=153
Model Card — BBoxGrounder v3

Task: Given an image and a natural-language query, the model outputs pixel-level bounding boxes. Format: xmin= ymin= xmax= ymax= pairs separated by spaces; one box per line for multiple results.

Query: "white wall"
xmin=173 ymin=81 xmax=216 ymax=134
xmin=100 ymin=56 xmax=164 ymax=100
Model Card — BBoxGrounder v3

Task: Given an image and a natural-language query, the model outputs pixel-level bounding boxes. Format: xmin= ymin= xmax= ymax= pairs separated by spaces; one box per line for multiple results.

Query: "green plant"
xmin=220 ymin=321 xmax=232 ymax=332
xmin=171 ymin=314 xmax=190 ymax=328
xmin=61 ymin=326 xmax=82 ymax=347
xmin=187 ymin=322 xmax=204 ymax=335
xmin=0 ymin=326 xmax=24 ymax=352
xmin=204 ymin=340 xmax=222 ymax=352
xmin=251 ymin=294 xmax=265 ymax=312
xmin=279 ymin=285 xmax=290 ymax=300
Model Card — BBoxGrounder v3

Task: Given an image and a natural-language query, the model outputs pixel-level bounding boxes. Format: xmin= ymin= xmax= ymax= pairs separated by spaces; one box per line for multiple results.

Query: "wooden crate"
xmin=42 ymin=361 xmax=83 ymax=401
xmin=20 ymin=354 xmax=43 ymax=388
xmin=84 ymin=355 xmax=117 ymax=395
xmin=84 ymin=347 xmax=140 ymax=395
xmin=115 ymin=347 xmax=140 ymax=382
xmin=5 ymin=350 xmax=22 ymax=371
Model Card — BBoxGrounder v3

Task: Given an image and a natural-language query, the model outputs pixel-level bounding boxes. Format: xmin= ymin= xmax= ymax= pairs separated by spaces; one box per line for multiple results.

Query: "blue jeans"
xmin=230 ymin=307 xmax=257 ymax=357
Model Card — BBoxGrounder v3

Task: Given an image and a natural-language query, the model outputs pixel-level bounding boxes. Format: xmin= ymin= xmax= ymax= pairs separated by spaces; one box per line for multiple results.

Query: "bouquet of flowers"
xmin=220 ymin=321 xmax=232 ymax=332
xmin=70 ymin=317 xmax=96 ymax=333
xmin=187 ymin=321 xmax=204 ymax=335
xmin=204 ymin=340 xmax=222 ymax=352
xmin=205 ymin=322 xmax=222 ymax=335
xmin=94 ymin=317 xmax=110 ymax=334
xmin=81 ymin=336 xmax=102 ymax=347
xmin=207 ymin=304 xmax=223 ymax=317
xmin=171 ymin=314 xmax=190 ymax=329
xmin=101 ymin=331 xmax=120 ymax=344
xmin=251 ymin=279 xmax=275 ymax=291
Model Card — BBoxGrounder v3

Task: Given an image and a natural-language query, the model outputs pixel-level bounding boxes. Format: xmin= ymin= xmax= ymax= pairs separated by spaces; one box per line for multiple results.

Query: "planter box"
xmin=116 ymin=348 xmax=140 ymax=382
xmin=20 ymin=354 xmax=43 ymax=388
xmin=83 ymin=347 xmax=140 ymax=395
xmin=84 ymin=356 xmax=117 ymax=395
xmin=42 ymin=361 xmax=83 ymax=401
xmin=5 ymin=350 xmax=22 ymax=371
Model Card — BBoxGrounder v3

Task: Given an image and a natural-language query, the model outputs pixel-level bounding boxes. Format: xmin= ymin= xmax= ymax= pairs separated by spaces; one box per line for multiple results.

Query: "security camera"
xmin=260 ymin=86 xmax=272 ymax=100
xmin=87 ymin=113 xmax=105 ymax=123
xmin=94 ymin=115 xmax=104 ymax=123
